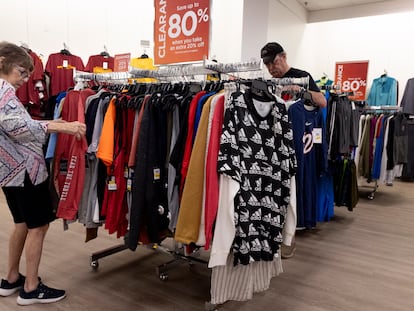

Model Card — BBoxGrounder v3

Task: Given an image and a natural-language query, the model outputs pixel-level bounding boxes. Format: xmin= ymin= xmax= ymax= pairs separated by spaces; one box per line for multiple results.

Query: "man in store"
xmin=260 ymin=42 xmax=327 ymax=259
xmin=261 ymin=42 xmax=327 ymax=108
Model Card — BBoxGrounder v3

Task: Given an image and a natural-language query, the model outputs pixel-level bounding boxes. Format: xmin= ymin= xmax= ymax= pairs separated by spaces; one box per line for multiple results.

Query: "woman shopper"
xmin=0 ymin=41 xmax=86 ymax=305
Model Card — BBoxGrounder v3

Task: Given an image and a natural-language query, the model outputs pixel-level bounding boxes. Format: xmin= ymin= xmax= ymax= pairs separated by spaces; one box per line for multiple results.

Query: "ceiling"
xmin=296 ymin=0 xmax=388 ymax=11
xmin=291 ymin=0 xmax=414 ymax=22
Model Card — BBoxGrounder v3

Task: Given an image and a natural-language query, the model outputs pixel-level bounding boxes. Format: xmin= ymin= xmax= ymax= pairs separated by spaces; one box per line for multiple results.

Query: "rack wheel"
xmin=159 ymin=272 xmax=169 ymax=281
xmin=368 ymin=192 xmax=375 ymax=200
xmin=90 ymin=260 xmax=99 ymax=270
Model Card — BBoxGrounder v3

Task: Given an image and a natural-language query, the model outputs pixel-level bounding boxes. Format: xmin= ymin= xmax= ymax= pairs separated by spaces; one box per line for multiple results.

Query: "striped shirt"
xmin=0 ymin=79 xmax=48 ymax=187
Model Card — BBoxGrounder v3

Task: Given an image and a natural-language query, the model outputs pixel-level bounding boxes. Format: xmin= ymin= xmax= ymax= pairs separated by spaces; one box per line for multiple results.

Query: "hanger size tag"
xmin=153 ymin=167 xmax=160 ymax=181
xmin=124 ymin=166 xmax=129 ymax=178
xmin=107 ymin=176 xmax=117 ymax=191
xmin=312 ymin=128 xmax=322 ymax=144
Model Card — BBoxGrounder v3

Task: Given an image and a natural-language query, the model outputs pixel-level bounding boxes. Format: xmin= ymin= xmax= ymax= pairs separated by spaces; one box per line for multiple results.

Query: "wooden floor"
xmin=0 ymin=179 xmax=414 ymax=310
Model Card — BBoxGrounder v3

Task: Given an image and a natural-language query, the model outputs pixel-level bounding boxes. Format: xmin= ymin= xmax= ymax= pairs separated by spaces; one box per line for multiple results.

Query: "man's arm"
xmin=307 ymin=74 xmax=327 ymax=108
xmin=309 ymin=90 xmax=327 ymax=108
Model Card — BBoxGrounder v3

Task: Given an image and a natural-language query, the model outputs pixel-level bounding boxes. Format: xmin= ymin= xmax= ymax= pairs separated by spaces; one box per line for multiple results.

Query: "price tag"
xmin=153 ymin=168 xmax=160 ymax=180
xmin=107 ymin=176 xmax=117 ymax=191
xmin=312 ymin=128 xmax=322 ymax=144
xmin=124 ymin=166 xmax=129 ymax=178
xmin=103 ymin=62 xmax=108 ymax=70
xmin=63 ymin=60 xmax=68 ymax=68
xmin=127 ymin=178 xmax=132 ymax=192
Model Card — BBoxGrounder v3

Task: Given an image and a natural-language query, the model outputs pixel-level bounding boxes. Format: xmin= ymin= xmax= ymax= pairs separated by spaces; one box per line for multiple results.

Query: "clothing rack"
xmin=72 ymin=65 xmax=295 ymax=310
xmin=359 ymin=105 xmax=401 ymax=199
xmin=86 ymin=63 xmax=252 ymax=270
xmin=203 ymin=58 xmax=262 ymax=73
xmin=75 ymin=59 xmax=263 ymax=84
xmin=74 ymin=70 xmax=131 ymax=84
xmin=363 ymin=105 xmax=401 ymax=112
xmin=129 ymin=59 xmax=262 ymax=81
xmin=79 ymin=67 xmax=277 ymax=311
xmin=130 ymin=63 xmax=216 ymax=81
xmin=271 ymin=76 xmax=309 ymax=87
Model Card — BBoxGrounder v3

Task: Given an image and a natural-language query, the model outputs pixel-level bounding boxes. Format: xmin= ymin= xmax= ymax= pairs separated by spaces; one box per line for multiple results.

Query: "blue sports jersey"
xmin=288 ymin=100 xmax=328 ymax=228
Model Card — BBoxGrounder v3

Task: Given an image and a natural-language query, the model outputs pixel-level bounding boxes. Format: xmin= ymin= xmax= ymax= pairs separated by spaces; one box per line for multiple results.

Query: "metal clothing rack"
xmin=359 ymin=105 xmax=401 ymax=199
xmin=74 ymin=70 xmax=131 ymax=84
xmin=363 ymin=105 xmax=401 ymax=112
xmin=203 ymin=58 xmax=262 ymax=73
xmin=80 ymin=63 xmax=274 ymax=311
xmin=84 ymin=61 xmax=262 ymax=267
xmin=271 ymin=76 xmax=309 ymax=87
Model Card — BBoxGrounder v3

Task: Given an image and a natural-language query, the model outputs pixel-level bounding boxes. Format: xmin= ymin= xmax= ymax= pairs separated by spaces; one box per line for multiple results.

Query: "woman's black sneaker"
xmin=17 ymin=282 xmax=66 ymax=305
xmin=0 ymin=274 xmax=25 ymax=297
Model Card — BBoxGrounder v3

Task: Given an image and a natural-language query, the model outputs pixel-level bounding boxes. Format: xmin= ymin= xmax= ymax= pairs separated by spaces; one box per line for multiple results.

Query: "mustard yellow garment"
xmin=129 ymin=57 xmax=158 ymax=83
xmin=174 ymin=94 xmax=215 ymax=244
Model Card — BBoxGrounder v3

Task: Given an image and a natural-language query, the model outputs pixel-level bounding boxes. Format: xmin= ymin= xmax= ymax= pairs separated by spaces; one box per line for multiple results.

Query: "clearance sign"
xmin=335 ymin=60 xmax=369 ymax=101
xmin=154 ymin=0 xmax=210 ymax=65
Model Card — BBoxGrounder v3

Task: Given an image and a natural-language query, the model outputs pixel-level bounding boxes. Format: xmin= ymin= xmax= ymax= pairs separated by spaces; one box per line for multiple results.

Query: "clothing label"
xmin=153 ymin=168 xmax=160 ymax=180
xmin=103 ymin=62 xmax=108 ymax=70
xmin=63 ymin=60 xmax=68 ymax=68
xmin=351 ymin=101 xmax=356 ymax=110
xmin=108 ymin=176 xmax=117 ymax=191
xmin=312 ymin=128 xmax=322 ymax=144
xmin=59 ymin=159 xmax=68 ymax=175
xmin=124 ymin=166 xmax=129 ymax=178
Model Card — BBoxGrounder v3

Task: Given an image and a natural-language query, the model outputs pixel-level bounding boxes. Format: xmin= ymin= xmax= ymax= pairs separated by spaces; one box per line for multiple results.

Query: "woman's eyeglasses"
xmin=14 ymin=65 xmax=30 ymax=79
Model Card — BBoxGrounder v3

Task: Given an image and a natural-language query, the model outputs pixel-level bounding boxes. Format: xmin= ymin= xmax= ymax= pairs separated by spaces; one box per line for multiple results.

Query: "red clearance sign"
xmin=154 ymin=0 xmax=210 ymax=65
xmin=334 ymin=60 xmax=369 ymax=101
xmin=114 ymin=53 xmax=131 ymax=72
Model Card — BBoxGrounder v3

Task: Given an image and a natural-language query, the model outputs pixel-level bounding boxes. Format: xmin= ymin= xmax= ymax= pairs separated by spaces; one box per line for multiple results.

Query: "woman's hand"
xmin=46 ymin=120 xmax=87 ymax=140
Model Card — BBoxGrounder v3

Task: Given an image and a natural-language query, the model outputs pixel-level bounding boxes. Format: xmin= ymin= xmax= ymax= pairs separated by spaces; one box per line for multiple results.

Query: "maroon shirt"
xmin=45 ymin=52 xmax=85 ymax=96
xmin=85 ymin=54 xmax=115 ymax=73
xmin=54 ymin=89 xmax=94 ymax=220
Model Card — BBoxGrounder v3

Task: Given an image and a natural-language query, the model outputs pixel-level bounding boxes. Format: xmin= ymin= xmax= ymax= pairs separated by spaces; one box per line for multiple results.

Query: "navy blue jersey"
xmin=288 ymin=100 xmax=328 ymax=228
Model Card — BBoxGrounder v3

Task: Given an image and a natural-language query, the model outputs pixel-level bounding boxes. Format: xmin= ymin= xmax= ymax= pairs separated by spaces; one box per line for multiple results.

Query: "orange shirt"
xmin=97 ymin=96 xmax=117 ymax=169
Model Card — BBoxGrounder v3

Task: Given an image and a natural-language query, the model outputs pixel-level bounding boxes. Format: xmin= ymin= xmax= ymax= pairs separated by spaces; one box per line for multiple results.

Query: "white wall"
xmin=210 ymin=0 xmax=244 ymax=63
xmin=265 ymin=0 xmax=307 ymax=75
xmin=298 ymin=11 xmax=414 ymax=101
xmin=241 ymin=0 xmax=269 ymax=62
xmin=0 ymin=0 xmax=243 ymax=65
xmin=0 ymin=0 xmax=155 ymax=62
xmin=2 ymin=0 xmax=414 ymax=102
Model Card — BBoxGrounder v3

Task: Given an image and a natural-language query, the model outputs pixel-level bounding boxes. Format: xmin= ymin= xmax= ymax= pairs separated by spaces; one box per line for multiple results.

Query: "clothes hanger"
xmin=301 ymin=90 xmax=316 ymax=107
xmin=139 ymin=49 xmax=149 ymax=59
xmin=100 ymin=45 xmax=110 ymax=57
xmin=251 ymin=79 xmax=275 ymax=101
xmin=60 ymin=43 xmax=71 ymax=55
